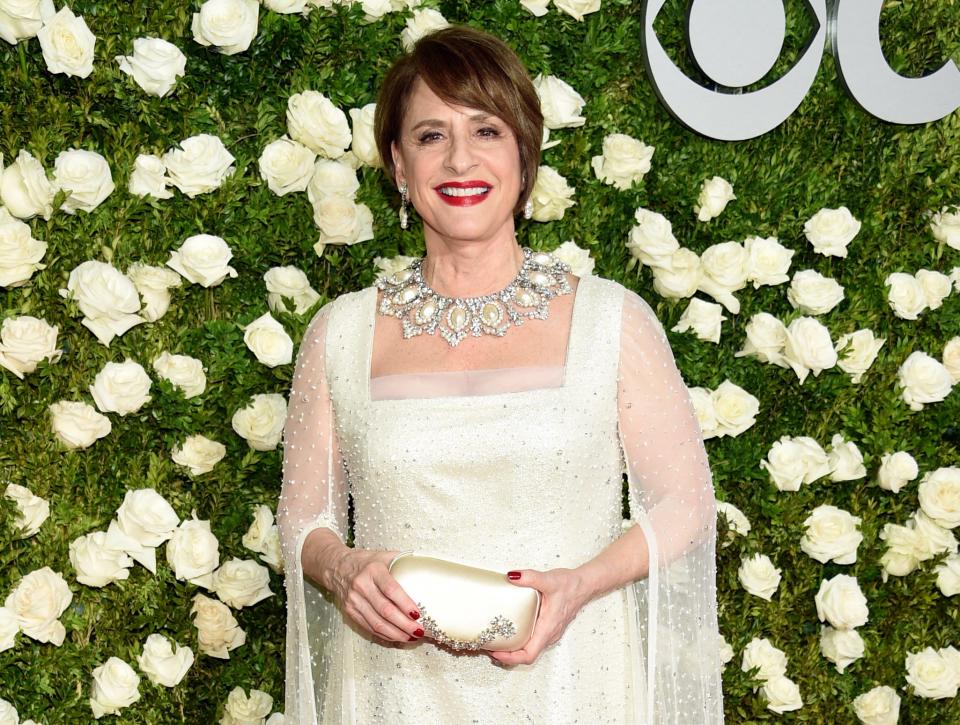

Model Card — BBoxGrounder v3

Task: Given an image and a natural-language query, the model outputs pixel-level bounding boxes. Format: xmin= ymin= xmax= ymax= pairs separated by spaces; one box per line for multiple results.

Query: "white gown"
xmin=277 ymin=272 xmax=724 ymax=724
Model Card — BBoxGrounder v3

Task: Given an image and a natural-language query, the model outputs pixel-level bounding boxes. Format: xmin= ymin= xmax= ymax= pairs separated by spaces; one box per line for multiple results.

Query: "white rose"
xmin=879 ymin=522 xmax=923 ymax=579
xmin=90 ymin=359 xmax=152 ymax=416
xmin=708 ymin=380 xmax=758 ymax=436
xmin=673 ymin=298 xmax=725 ymax=344
xmin=797 ymin=436 xmax=832 ymax=482
xmin=530 ymin=165 xmax=575 ymax=222
xmin=651 ymin=248 xmax=702 ymax=299
xmin=117 ymin=488 xmax=179 ymax=547
xmin=554 ymin=0 xmax=600 ymax=21
xmin=897 ymin=351 xmax=953 ymax=411
xmin=827 ymin=433 xmax=866 ymax=482
xmin=264 ymin=266 xmax=320 ymax=315
xmin=311 ymin=196 xmax=374 ymax=249
xmin=307 ymin=158 xmax=360 ymax=203
xmin=128 ymin=154 xmax=173 ymax=199
xmin=100 ymin=520 xmax=154 ymax=572
xmin=191 ymin=593 xmax=246 ymax=658
xmin=89 ymin=657 xmax=140 ymax=718
xmin=917 ymin=467 xmax=960 ymax=529
xmin=359 ymin=0 xmax=391 ymax=21
xmin=222 ymin=686 xmax=273 ymax=724
xmin=591 ymin=134 xmax=653 ymax=190
xmin=232 ymin=393 xmax=287 ymax=451
xmin=917 ymin=269 xmax=954 ymax=311
xmin=349 ymin=103 xmax=380 ymax=167
xmin=0 ymin=215 xmax=46 ymax=286
xmin=53 ymin=148 xmax=114 ymax=214
xmin=905 ymin=647 xmax=960 ymax=699
xmin=744 ymin=235 xmax=793 ymax=288
xmin=804 ymin=206 xmax=861 ymax=256
xmin=760 ymin=675 xmax=803 ymax=714
xmin=152 ymin=352 xmax=206 ymax=398
xmin=243 ymin=313 xmax=293 ymax=367
xmin=782 ymin=316 xmax=838 ymax=384
xmin=786 ymin=269 xmax=844 ymax=315
xmin=167 ymin=513 xmax=220 ymax=587
xmin=884 ymin=271 xmax=927 ymax=319
xmin=115 ymin=37 xmax=186 ymax=97
xmin=716 ymin=500 xmax=750 ymax=545
xmin=136 ymin=633 xmax=194 ymax=687
xmin=853 ymin=685 xmax=901 ymax=725
xmin=242 ymin=504 xmax=275 ymax=554
xmin=801 ymin=505 xmax=862 ymax=565
xmin=935 ymin=554 xmax=960 ymax=596
xmin=162 ymin=134 xmax=236 ymax=197
xmin=258 ymin=136 xmax=315 ymax=196
xmin=286 ymin=90 xmax=352 ymax=158
xmin=211 ymin=558 xmax=273 ymax=609
xmin=37 ymin=6 xmax=95 ymax=78
xmin=49 ymin=400 xmax=111 ymax=449
xmin=717 ymin=633 xmax=734 ymax=668
xmin=126 ymin=263 xmax=181 ymax=321
xmin=263 ymin=0 xmax=308 ymax=13
xmin=552 ymin=241 xmax=594 ymax=276
xmin=265 ymin=712 xmax=285 ymax=725
xmin=944 ymin=337 xmax=960 ymax=382
xmin=69 ymin=531 xmax=133 ymax=587
xmin=533 ymin=74 xmax=585 ymax=129
xmin=172 ymin=435 xmax=226 ymax=476
xmin=931 ymin=205 xmax=960 ymax=250
xmin=836 ymin=329 xmax=885 ymax=384
xmin=4 ymin=483 xmax=49 ymax=538
xmin=698 ymin=241 xmax=747 ymax=313
xmin=258 ymin=526 xmax=283 ymax=574
xmin=740 ymin=637 xmax=787 ymax=683
xmin=59 ymin=260 xmax=145 ymax=346
xmin=0 ymin=0 xmax=54 ymax=44
xmin=694 ymin=176 xmax=735 ymax=222
xmin=374 ymin=254 xmax=417 ymax=281
xmin=759 ymin=436 xmax=808 ymax=491
xmin=876 ymin=450 xmax=918 ymax=493
xmin=167 ymin=234 xmax=238 ymax=287
xmin=520 ymin=0 xmax=549 ymax=16
xmin=626 ymin=208 xmax=679 ymax=268
xmin=737 ymin=552 xmax=780 ymax=600
xmin=4 ymin=567 xmax=72 ymax=645
xmin=0 ymin=315 xmax=60 ymax=379
xmin=734 ymin=312 xmax=788 ymax=367
xmin=909 ymin=510 xmax=958 ymax=561
xmin=399 ymin=8 xmax=449 ymax=52
xmin=688 ymin=386 xmax=718 ymax=439
xmin=0 ymin=149 xmax=57 ymax=220
xmin=192 ymin=0 xmax=258 ymax=55
xmin=819 ymin=624 xmax=864 ymax=672
xmin=0 ymin=608 xmax=17 ymax=651
xmin=815 ymin=574 xmax=868 ymax=630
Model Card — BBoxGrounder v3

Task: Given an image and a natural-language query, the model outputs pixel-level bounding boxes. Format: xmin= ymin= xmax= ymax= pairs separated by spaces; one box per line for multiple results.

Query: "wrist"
xmin=316 ymin=540 xmax=349 ymax=592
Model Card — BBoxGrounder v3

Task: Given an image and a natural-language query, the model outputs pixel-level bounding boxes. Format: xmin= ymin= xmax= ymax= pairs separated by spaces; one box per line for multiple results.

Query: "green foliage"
xmin=1 ymin=0 xmax=959 ymax=722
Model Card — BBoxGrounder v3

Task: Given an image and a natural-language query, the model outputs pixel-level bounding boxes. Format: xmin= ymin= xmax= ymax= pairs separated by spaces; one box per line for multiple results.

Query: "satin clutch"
xmin=388 ymin=552 xmax=541 ymax=652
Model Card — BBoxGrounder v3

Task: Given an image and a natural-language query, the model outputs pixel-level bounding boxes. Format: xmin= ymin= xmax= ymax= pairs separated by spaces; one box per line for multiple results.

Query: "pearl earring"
xmin=399 ymin=182 xmax=409 ymax=230
xmin=523 ymin=198 xmax=533 ymax=220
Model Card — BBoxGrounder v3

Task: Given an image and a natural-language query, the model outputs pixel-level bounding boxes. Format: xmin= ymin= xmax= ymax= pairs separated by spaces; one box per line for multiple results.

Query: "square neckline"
xmin=364 ymin=274 xmax=588 ymax=405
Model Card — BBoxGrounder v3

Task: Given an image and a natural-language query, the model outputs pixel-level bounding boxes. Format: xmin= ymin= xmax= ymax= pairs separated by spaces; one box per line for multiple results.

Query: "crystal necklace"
xmin=376 ymin=247 xmax=573 ymax=347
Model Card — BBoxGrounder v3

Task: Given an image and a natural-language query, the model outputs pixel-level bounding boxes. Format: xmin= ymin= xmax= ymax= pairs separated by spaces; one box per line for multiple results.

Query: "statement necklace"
xmin=377 ymin=247 xmax=573 ymax=347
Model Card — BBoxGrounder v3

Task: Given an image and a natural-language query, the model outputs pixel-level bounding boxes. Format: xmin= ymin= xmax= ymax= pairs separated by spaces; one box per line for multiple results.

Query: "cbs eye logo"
xmin=641 ymin=0 xmax=960 ymax=140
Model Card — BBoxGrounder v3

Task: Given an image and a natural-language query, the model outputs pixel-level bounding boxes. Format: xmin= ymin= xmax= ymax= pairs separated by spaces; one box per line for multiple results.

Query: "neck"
xmin=421 ymin=231 xmax=524 ymax=298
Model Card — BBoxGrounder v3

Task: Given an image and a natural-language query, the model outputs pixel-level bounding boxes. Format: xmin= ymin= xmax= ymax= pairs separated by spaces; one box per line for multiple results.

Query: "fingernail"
xmin=507 ymin=571 xmax=521 ymax=580
xmin=409 ymin=610 xmax=420 ymax=620
xmin=414 ymin=628 xmax=424 ymax=637
xmin=408 ymin=636 xmax=416 ymax=642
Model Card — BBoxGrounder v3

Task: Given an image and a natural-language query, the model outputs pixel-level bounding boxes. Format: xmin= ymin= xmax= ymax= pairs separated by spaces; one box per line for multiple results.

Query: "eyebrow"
xmin=409 ymin=113 xmax=495 ymax=132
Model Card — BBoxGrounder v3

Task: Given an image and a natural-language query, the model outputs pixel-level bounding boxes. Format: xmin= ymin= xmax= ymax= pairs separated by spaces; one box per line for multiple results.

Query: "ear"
xmin=391 ymin=141 xmax=404 ymax=187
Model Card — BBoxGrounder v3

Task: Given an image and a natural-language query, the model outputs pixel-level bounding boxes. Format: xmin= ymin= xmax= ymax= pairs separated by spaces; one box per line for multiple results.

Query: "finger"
xmin=368 ymin=585 xmax=425 ymax=640
xmin=376 ymin=569 xmax=424 ymax=624
xmin=353 ymin=595 xmax=418 ymax=642
xmin=489 ymin=645 xmax=537 ymax=666
xmin=505 ymin=568 xmax=546 ymax=590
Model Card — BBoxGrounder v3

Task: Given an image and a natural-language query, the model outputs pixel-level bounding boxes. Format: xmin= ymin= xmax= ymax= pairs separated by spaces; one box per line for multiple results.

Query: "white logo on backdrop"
xmin=642 ymin=0 xmax=960 ymax=141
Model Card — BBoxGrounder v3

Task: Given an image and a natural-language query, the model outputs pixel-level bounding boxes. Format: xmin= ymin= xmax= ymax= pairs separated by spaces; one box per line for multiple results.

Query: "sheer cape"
xmin=277 ymin=275 xmax=723 ymax=723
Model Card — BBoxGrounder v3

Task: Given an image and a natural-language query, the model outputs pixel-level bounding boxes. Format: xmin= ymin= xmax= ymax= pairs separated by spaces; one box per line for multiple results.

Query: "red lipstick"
xmin=433 ymin=180 xmax=492 ymax=207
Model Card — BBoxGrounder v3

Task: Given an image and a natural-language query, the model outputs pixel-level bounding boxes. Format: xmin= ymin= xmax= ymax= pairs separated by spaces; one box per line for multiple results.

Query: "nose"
xmin=443 ymin=130 xmax=478 ymax=175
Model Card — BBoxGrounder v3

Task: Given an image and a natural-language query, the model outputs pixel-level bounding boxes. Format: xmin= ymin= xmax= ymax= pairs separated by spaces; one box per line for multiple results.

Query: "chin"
xmin=424 ymin=211 xmax=515 ymax=243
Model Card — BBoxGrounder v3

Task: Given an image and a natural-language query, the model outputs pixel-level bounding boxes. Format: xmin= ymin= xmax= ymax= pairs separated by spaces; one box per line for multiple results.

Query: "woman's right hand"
xmin=322 ymin=546 xmax=425 ymax=645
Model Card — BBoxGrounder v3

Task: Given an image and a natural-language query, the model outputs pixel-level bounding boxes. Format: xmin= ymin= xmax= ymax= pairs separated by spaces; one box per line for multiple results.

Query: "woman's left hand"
xmin=487 ymin=567 xmax=593 ymax=666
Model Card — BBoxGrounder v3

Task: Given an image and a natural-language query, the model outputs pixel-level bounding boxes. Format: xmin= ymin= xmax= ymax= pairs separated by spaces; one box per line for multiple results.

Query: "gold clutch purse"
xmin=388 ymin=552 xmax=541 ymax=652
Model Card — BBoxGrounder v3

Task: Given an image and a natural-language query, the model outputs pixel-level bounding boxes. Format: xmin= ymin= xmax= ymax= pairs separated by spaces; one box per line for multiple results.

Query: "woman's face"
xmin=391 ymin=78 xmax=522 ymax=245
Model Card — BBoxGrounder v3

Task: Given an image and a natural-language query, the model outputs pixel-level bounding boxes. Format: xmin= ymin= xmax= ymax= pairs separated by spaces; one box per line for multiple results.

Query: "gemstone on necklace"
xmin=480 ymin=301 xmax=502 ymax=327
xmin=400 ymin=284 xmax=419 ymax=303
xmin=392 ymin=268 xmax=413 ymax=284
xmin=515 ymin=288 xmax=538 ymax=307
xmin=528 ymin=270 xmax=550 ymax=287
xmin=416 ymin=299 xmax=437 ymax=323
xmin=532 ymin=252 xmax=552 ymax=266
xmin=448 ymin=305 xmax=468 ymax=331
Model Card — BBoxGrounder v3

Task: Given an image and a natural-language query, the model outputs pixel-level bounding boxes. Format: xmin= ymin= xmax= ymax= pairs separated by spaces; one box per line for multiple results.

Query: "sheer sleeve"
xmin=277 ymin=300 xmax=350 ymax=725
xmin=617 ymin=288 xmax=724 ymax=724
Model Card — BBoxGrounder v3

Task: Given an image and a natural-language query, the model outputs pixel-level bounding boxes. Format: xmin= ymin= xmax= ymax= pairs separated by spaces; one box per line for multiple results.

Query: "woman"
xmin=277 ymin=25 xmax=723 ymax=724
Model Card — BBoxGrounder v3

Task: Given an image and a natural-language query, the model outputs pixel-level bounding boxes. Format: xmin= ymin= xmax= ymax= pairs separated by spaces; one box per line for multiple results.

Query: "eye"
xmin=477 ymin=126 xmax=501 ymax=137
xmin=417 ymin=130 xmax=443 ymax=144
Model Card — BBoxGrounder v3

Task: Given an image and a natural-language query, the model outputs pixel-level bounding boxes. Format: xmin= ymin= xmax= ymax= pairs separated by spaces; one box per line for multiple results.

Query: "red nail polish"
xmin=409 ymin=610 xmax=420 ymax=620
xmin=408 ymin=636 xmax=416 ymax=642
xmin=414 ymin=628 xmax=424 ymax=637
xmin=507 ymin=571 xmax=521 ymax=580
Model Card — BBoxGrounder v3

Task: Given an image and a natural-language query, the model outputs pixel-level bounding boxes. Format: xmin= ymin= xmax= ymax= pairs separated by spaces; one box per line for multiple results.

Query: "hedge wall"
xmin=1 ymin=0 xmax=959 ymax=722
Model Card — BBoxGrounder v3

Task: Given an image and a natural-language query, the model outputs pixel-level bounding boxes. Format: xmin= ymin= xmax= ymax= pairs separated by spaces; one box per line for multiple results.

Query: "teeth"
xmin=439 ymin=186 xmax=490 ymax=197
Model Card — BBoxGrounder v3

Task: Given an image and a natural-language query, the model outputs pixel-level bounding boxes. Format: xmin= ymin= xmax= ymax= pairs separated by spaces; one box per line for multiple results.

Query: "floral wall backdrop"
xmin=1 ymin=0 xmax=959 ymax=722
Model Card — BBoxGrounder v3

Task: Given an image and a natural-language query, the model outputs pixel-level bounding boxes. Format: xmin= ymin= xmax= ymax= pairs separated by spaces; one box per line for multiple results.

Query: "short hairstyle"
xmin=374 ymin=25 xmax=543 ymax=215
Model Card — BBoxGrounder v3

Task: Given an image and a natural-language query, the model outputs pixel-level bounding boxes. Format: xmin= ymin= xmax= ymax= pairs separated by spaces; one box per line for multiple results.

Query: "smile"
xmin=433 ymin=181 xmax=492 ymax=206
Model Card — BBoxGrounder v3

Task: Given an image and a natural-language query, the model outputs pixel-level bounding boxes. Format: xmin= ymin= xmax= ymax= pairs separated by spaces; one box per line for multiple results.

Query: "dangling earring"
xmin=523 ymin=198 xmax=533 ymax=220
xmin=399 ymin=181 xmax=409 ymax=230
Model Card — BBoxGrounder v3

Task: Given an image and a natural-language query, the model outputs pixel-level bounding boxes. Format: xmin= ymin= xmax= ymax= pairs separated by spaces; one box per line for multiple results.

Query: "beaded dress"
xmin=277 ymin=270 xmax=724 ymax=724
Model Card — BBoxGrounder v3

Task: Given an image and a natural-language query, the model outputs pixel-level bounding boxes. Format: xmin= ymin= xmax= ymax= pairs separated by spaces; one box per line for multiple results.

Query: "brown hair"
xmin=374 ymin=25 xmax=543 ymax=215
